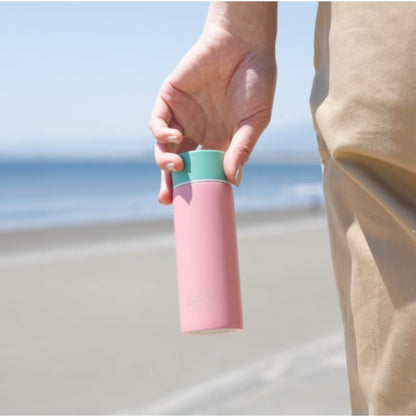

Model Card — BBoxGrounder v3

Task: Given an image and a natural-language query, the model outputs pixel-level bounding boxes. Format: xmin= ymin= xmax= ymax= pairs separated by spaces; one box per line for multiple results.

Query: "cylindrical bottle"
xmin=172 ymin=150 xmax=243 ymax=335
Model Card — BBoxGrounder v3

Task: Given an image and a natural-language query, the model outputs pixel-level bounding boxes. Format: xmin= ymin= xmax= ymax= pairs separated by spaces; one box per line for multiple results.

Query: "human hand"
xmin=150 ymin=2 xmax=277 ymax=204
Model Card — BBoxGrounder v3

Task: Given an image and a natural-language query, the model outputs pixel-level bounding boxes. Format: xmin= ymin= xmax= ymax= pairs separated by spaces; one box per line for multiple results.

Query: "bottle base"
xmin=182 ymin=327 xmax=243 ymax=336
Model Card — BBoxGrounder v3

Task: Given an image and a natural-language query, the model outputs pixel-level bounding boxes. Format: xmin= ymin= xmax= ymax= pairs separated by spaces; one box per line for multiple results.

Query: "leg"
xmin=311 ymin=3 xmax=416 ymax=414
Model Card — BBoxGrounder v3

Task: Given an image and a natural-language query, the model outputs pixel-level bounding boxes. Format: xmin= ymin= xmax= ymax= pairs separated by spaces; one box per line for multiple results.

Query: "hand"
xmin=150 ymin=2 xmax=277 ymax=204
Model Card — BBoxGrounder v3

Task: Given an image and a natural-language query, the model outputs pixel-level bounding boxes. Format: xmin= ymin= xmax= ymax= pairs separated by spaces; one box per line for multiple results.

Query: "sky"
xmin=0 ymin=2 xmax=318 ymax=159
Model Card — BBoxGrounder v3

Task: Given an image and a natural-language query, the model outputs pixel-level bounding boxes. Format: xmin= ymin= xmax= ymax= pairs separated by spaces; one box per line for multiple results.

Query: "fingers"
xmin=158 ymin=170 xmax=173 ymax=205
xmin=149 ymin=95 xmax=183 ymax=145
xmin=150 ymin=94 xmax=182 ymax=205
xmin=154 ymin=142 xmax=184 ymax=173
xmin=156 ymin=137 xmax=199 ymax=205
xmin=151 ymin=92 xmax=202 ymax=205
xmin=151 ymin=93 xmax=185 ymax=173
xmin=223 ymin=122 xmax=264 ymax=187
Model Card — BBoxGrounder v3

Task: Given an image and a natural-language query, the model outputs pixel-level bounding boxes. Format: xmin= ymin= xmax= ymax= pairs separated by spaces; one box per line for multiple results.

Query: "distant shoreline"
xmin=0 ymin=159 xmax=324 ymax=234
xmin=0 ymin=205 xmax=326 ymax=257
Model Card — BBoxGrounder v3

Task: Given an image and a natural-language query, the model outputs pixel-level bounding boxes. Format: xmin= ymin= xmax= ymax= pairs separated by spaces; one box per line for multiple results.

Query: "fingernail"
xmin=235 ymin=165 xmax=243 ymax=187
xmin=167 ymin=135 xmax=180 ymax=144
xmin=166 ymin=162 xmax=177 ymax=172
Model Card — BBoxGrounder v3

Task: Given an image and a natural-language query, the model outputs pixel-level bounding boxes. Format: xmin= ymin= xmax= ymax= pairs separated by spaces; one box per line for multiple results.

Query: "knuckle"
xmin=234 ymin=144 xmax=252 ymax=164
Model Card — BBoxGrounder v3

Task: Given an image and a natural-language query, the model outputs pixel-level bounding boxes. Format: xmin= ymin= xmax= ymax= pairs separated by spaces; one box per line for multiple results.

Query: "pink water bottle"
xmin=172 ymin=150 xmax=243 ymax=335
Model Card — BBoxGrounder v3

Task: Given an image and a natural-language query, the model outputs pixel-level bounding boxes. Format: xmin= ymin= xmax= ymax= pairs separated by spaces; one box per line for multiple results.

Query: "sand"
xmin=0 ymin=207 xmax=347 ymax=414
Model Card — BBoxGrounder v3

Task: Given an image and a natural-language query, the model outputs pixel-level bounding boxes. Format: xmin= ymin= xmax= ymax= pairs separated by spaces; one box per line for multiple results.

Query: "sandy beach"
xmin=0 ymin=207 xmax=349 ymax=414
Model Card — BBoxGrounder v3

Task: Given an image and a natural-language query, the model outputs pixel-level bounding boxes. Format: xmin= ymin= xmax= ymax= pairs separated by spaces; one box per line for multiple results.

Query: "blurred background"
xmin=0 ymin=1 xmax=321 ymax=231
xmin=0 ymin=2 xmax=349 ymax=415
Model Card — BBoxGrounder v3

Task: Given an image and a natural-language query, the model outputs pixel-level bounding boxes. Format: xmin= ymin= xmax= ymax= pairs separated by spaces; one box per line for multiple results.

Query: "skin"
xmin=150 ymin=2 xmax=278 ymax=204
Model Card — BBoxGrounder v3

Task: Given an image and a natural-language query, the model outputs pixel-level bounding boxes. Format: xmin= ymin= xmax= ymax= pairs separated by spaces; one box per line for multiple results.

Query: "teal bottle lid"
xmin=172 ymin=150 xmax=229 ymax=188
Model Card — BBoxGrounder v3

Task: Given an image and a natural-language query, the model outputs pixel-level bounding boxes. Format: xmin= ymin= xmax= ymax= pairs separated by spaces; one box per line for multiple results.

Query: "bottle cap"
xmin=172 ymin=150 xmax=228 ymax=188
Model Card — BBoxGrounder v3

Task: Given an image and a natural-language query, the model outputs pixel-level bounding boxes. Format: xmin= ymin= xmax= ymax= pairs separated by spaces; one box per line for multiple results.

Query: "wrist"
xmin=204 ymin=2 xmax=277 ymax=50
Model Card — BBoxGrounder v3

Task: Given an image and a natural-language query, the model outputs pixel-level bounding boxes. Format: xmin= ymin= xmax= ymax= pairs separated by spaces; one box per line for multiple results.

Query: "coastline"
xmin=0 ymin=205 xmax=326 ymax=256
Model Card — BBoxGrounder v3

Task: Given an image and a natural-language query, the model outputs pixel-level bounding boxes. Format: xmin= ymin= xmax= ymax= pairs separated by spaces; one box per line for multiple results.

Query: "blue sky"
xmin=0 ymin=2 xmax=318 ymax=159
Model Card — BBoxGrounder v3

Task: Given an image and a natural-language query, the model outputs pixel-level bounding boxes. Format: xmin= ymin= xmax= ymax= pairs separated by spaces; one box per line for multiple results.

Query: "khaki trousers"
xmin=310 ymin=2 xmax=416 ymax=414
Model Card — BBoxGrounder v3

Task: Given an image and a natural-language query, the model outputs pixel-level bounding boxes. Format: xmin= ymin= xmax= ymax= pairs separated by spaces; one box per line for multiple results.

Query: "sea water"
xmin=0 ymin=159 xmax=324 ymax=231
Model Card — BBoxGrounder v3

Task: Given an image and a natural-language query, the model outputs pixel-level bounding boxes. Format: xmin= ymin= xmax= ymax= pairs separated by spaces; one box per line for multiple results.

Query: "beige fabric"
xmin=310 ymin=2 xmax=416 ymax=414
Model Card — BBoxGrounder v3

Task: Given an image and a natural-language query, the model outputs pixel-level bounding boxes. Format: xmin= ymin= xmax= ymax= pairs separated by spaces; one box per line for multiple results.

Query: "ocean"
xmin=0 ymin=159 xmax=324 ymax=231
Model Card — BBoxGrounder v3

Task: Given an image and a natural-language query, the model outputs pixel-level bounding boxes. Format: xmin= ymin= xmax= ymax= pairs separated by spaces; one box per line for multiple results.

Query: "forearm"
xmin=204 ymin=2 xmax=277 ymax=50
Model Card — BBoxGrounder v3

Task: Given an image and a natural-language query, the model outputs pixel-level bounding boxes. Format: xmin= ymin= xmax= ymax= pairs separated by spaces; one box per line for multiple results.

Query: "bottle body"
xmin=172 ymin=151 xmax=243 ymax=335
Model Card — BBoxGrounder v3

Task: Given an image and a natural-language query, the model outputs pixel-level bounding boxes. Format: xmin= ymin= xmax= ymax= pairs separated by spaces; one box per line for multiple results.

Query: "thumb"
xmin=223 ymin=123 xmax=263 ymax=187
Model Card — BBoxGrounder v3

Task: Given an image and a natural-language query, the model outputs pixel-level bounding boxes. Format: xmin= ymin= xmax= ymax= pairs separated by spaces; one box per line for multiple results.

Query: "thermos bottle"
xmin=172 ymin=150 xmax=243 ymax=335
